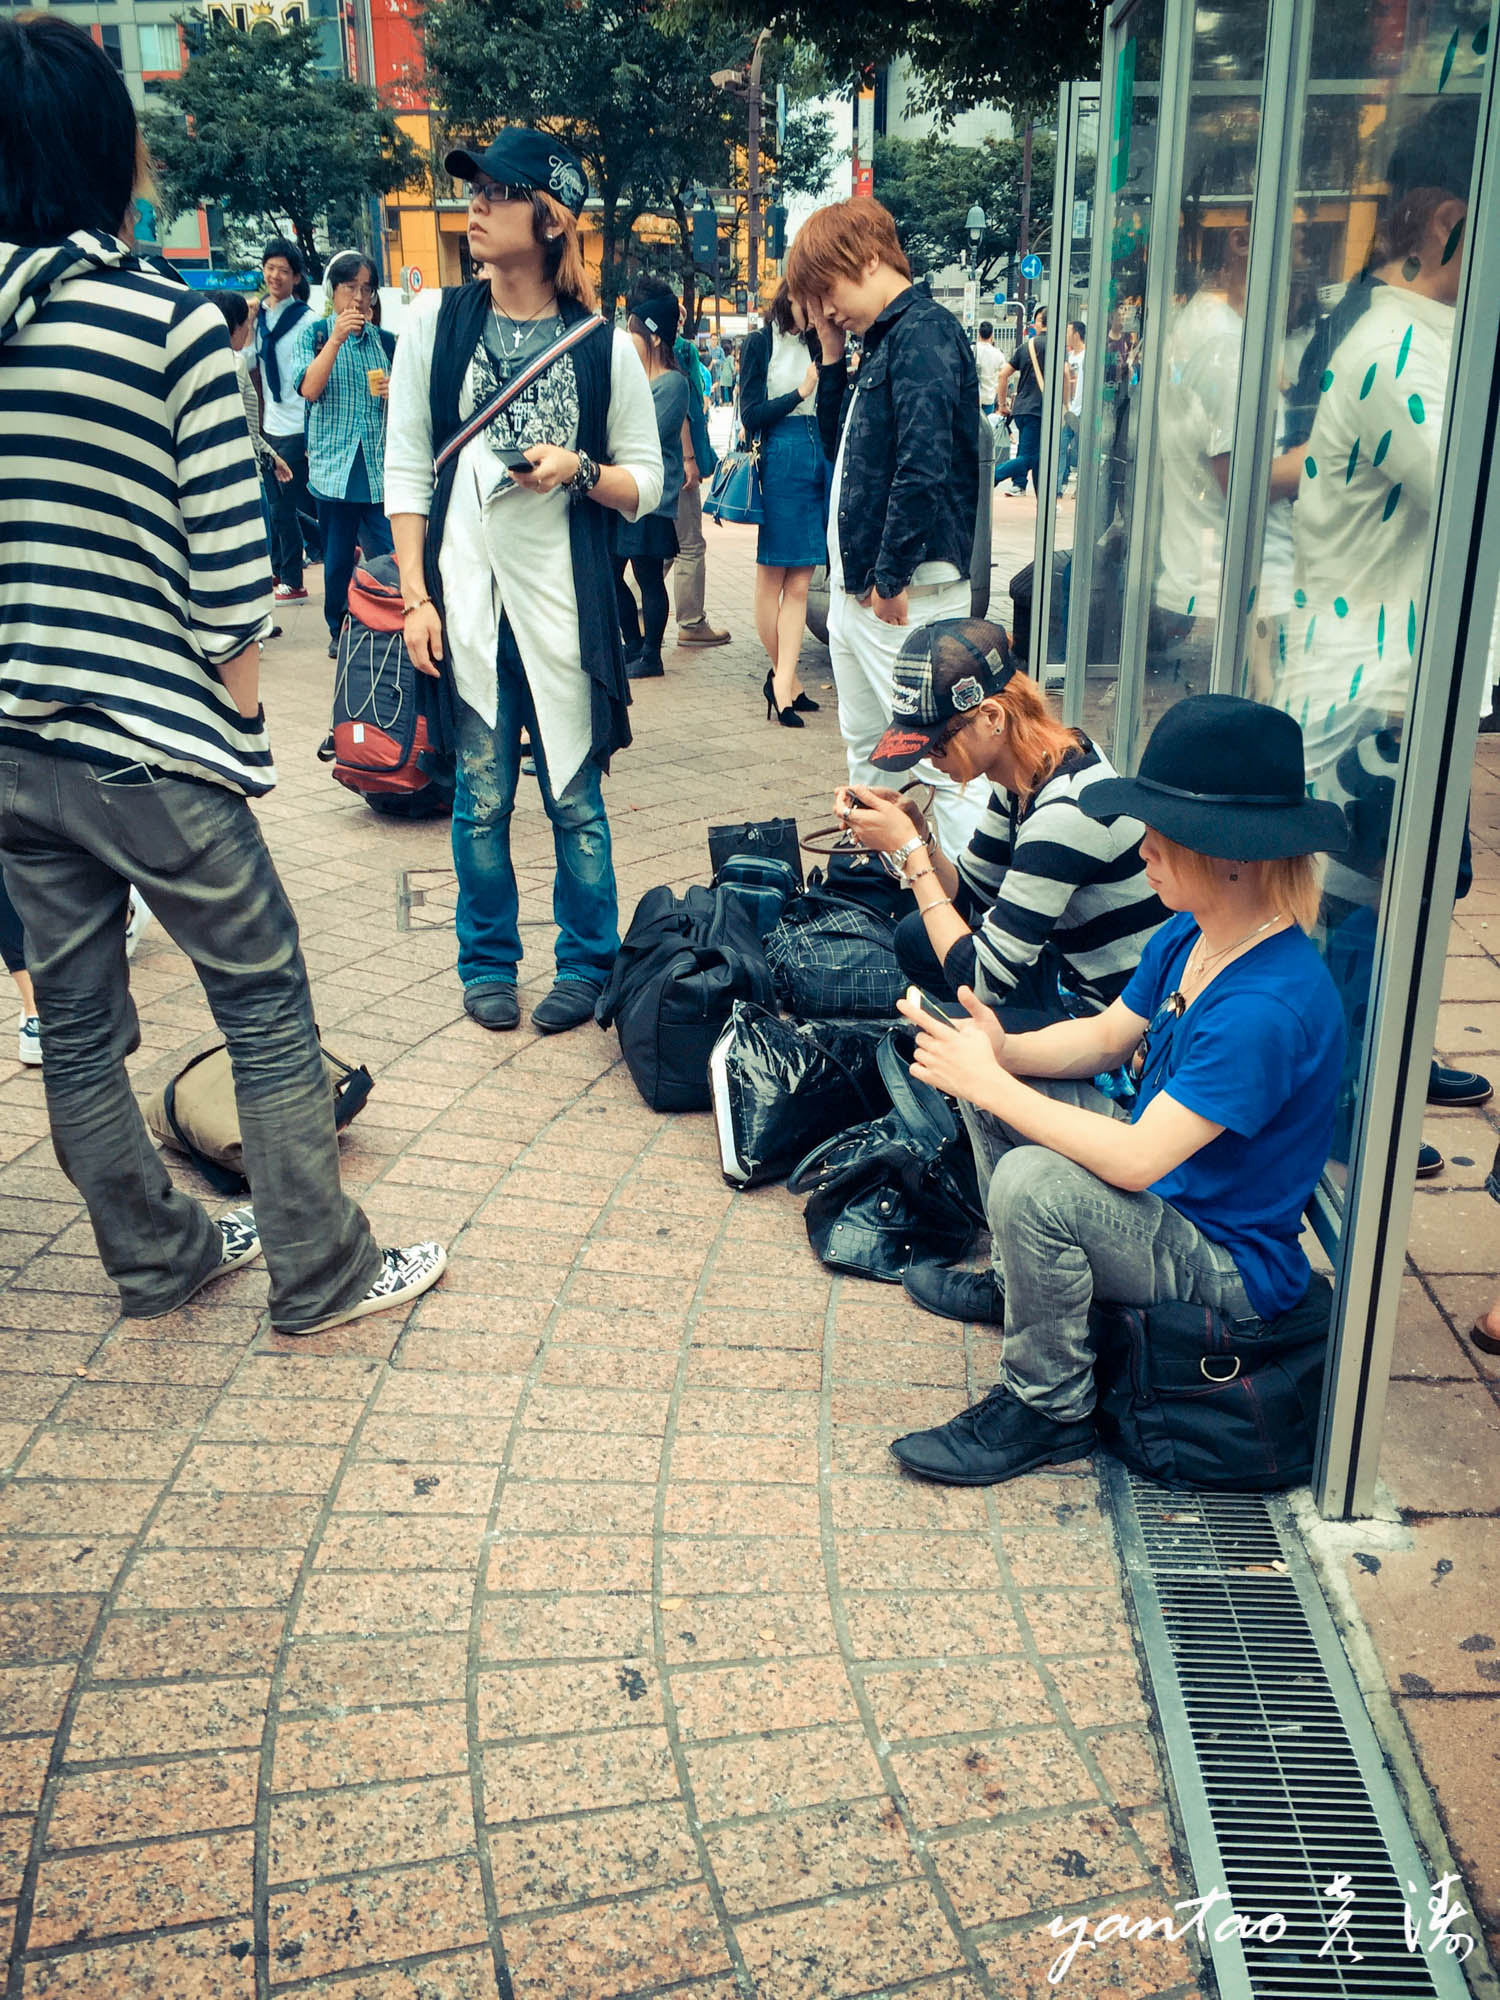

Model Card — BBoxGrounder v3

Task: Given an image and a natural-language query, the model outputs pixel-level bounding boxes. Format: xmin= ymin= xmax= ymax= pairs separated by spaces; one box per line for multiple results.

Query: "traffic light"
xmin=766 ymin=202 xmax=786 ymax=262
xmin=691 ymin=200 xmax=718 ymax=271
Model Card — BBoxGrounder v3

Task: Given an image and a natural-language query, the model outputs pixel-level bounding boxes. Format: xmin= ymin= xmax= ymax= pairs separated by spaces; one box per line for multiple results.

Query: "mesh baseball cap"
xmin=870 ymin=618 xmax=1018 ymax=771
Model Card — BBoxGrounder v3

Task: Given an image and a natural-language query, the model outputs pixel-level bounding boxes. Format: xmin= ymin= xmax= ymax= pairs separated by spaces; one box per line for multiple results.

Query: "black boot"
xmin=902 ymin=1261 xmax=1004 ymax=1324
xmin=892 ymin=1383 xmax=1095 ymax=1486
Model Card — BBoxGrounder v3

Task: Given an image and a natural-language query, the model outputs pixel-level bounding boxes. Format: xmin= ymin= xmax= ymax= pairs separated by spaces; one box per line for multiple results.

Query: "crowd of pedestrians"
xmin=0 ymin=8 xmax=1494 ymax=1406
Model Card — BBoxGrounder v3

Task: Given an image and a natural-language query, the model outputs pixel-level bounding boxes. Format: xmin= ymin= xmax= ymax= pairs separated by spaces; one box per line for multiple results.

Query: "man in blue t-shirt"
xmin=885 ymin=696 xmax=1349 ymax=1487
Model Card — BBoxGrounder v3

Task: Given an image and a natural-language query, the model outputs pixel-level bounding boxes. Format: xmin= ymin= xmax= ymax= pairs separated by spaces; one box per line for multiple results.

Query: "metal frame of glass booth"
xmin=1027 ymin=0 xmax=1500 ymax=1519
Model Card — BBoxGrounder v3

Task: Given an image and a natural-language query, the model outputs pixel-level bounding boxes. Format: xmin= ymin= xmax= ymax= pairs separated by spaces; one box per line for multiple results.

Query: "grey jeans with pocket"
xmin=962 ymin=1084 xmax=1255 ymax=1424
xmin=0 ymin=744 xmax=382 ymax=1329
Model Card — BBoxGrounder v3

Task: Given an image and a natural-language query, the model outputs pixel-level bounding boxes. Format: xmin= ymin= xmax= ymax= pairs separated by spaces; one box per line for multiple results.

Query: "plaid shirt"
xmin=290 ymin=315 xmax=395 ymax=502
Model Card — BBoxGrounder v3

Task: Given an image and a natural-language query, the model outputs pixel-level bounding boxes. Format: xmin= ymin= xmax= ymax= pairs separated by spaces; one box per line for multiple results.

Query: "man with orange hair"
xmin=787 ymin=198 xmax=983 ymax=851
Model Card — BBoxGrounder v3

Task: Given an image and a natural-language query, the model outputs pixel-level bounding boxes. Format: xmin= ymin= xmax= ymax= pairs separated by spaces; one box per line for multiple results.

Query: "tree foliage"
xmin=661 ymin=0 xmax=1101 ymax=118
xmin=871 ymin=133 xmax=1056 ymax=289
xmin=143 ymin=18 xmax=422 ymax=274
xmin=421 ymin=0 xmax=830 ymax=317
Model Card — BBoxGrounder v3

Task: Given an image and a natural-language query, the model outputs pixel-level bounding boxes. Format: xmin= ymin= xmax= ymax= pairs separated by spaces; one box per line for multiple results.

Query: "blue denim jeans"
xmin=995 ymin=412 xmax=1042 ymax=492
xmin=452 ymin=619 xmax=620 ymax=991
xmin=315 ymin=495 xmax=392 ymax=643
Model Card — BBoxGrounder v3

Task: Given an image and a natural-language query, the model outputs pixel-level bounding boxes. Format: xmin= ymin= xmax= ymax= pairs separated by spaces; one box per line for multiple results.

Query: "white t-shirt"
xmin=826 ymin=378 xmax=959 ymax=596
xmin=976 ymin=340 xmax=1003 ymax=405
xmin=1153 ymin=288 xmax=1245 ymax=620
xmin=766 ymin=325 xmax=815 ymax=415
xmin=1067 ymin=344 xmax=1085 ymax=415
xmin=257 ymin=298 xmax=310 ymax=438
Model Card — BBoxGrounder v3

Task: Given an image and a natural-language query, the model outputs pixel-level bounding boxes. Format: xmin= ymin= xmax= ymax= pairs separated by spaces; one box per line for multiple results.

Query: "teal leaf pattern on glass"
xmin=1372 ymin=429 xmax=1391 ymax=468
xmin=1381 ymin=483 xmax=1403 ymax=521
xmin=1345 ymin=439 xmax=1360 ymax=483
xmin=1359 ymin=362 xmax=1377 ymax=400
xmin=1306 ymin=455 xmax=1318 ymax=477
xmin=1441 ymin=217 xmax=1466 ymax=267
xmin=1334 ymin=596 xmax=1348 ymax=618
xmin=1439 ymin=24 xmax=1459 ymax=89
xmin=1349 ymin=665 xmax=1363 ymax=703
xmin=1299 ymin=698 xmax=1309 ymax=730
xmin=1320 ymin=368 xmax=1334 ymax=392
xmin=1408 ymin=601 xmax=1417 ymax=652
xmin=1377 ymin=605 xmax=1385 ymax=658
xmin=1305 ymin=617 xmax=1316 ymax=650
xmin=1475 ymin=23 xmax=1489 ymax=54
xmin=1186 ymin=595 xmax=1195 ymax=615
xmin=1294 ymin=587 xmax=1306 ymax=607
xmin=1396 ymin=325 xmax=1413 ymax=377
xmin=1407 ymin=392 xmax=1425 ymax=424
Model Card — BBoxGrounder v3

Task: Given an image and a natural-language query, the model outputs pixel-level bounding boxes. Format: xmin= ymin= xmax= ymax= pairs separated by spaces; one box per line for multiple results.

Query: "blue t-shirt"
xmin=1121 ymin=911 xmax=1344 ymax=1319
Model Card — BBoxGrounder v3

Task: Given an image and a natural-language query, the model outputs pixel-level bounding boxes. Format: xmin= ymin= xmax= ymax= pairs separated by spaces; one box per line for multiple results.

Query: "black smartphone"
xmin=498 ymin=446 xmax=535 ymax=474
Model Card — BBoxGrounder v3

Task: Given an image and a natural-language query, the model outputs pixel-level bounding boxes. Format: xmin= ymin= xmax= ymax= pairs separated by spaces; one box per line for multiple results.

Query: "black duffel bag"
xmin=787 ymin=1030 xmax=984 ymax=1280
xmin=1088 ymin=1274 xmax=1334 ymax=1491
xmin=595 ymin=884 xmax=775 ymax=1113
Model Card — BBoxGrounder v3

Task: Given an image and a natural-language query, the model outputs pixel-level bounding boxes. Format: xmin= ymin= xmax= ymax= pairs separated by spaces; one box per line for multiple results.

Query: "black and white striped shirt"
xmin=0 ymin=232 xmax=275 ymax=793
xmin=952 ymin=738 xmax=1166 ymax=1009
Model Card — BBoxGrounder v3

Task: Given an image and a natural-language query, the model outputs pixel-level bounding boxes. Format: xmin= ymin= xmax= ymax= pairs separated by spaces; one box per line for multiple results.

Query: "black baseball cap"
xmin=631 ymin=291 xmax=681 ymax=348
xmin=445 ymin=128 xmax=589 ymax=217
xmin=871 ymin=619 xmax=1019 ymax=771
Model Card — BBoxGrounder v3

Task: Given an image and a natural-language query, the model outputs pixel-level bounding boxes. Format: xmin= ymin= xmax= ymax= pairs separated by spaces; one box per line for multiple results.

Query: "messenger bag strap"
xmin=161 ymin=1046 xmax=247 ymax=1197
xmin=433 ymin=313 xmax=606 ymax=476
xmin=1026 ymin=335 xmax=1045 ymax=395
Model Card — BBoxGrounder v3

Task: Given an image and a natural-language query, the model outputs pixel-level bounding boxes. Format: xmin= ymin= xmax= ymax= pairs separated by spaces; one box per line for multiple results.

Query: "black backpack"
xmin=787 ymin=1032 xmax=984 ymax=1280
xmin=765 ymin=874 xmax=905 ymax=1021
xmin=1088 ymin=1275 xmax=1334 ymax=1491
xmin=595 ymin=885 xmax=775 ymax=1112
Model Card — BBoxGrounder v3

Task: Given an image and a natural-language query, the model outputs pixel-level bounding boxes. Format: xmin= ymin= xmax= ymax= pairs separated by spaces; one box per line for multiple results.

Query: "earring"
xmin=992 ymin=724 xmax=1003 ymax=736
xmin=1402 ymin=253 xmax=1422 ymax=281
xmin=1227 ymin=866 xmax=1240 ymax=881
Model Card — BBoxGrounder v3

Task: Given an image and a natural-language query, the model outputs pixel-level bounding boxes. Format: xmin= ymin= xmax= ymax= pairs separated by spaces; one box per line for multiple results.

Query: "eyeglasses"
xmin=334 ymin=281 xmax=376 ymax=299
xmin=926 ymin=717 xmax=970 ymax=761
xmin=1129 ymin=990 xmax=1185 ymax=1084
xmin=469 ymin=178 xmax=531 ymax=206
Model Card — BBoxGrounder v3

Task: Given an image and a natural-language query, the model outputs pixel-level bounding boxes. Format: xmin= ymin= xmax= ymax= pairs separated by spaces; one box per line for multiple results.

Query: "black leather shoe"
xmin=1428 ymin=1061 xmax=1493 ymax=1107
xmin=1417 ymin=1142 xmax=1445 ymax=1179
xmin=891 ymin=1384 xmax=1095 ymax=1486
xmin=463 ymin=982 xmax=520 ymax=1031
xmin=627 ymin=652 xmax=664 ymax=679
xmin=531 ymin=978 xmax=602 ymax=1035
xmin=902 ymin=1261 xmax=1004 ymax=1324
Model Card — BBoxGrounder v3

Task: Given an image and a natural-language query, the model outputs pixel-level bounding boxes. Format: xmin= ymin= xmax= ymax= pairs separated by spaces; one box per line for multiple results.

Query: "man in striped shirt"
xmin=0 ymin=14 xmax=445 ymax=1334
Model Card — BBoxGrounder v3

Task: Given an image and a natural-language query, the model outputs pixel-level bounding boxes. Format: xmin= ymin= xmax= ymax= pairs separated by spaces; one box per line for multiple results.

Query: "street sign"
xmin=992 ymin=291 xmax=1007 ymax=305
xmin=407 ymin=267 xmax=423 ymax=292
xmin=1020 ymin=252 xmax=1043 ymax=280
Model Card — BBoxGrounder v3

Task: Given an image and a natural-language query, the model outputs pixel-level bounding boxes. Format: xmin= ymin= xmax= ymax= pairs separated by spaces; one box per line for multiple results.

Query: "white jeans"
xmin=827 ymin=579 xmax=988 ymax=855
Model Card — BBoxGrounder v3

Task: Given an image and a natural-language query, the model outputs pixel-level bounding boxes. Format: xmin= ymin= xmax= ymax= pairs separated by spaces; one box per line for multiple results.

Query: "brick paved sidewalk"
xmin=0 ymin=537 xmax=1203 ymax=1999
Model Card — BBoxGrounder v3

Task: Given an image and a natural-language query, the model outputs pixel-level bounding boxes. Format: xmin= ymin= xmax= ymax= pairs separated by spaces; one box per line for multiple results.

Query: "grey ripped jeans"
xmin=962 ymin=1084 xmax=1255 ymax=1424
xmin=0 ymin=745 xmax=382 ymax=1330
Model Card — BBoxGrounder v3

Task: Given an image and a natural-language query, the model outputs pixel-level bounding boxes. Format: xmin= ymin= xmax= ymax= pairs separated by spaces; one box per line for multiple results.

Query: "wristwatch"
xmin=569 ymin=448 xmax=601 ymax=495
xmin=890 ymin=834 xmax=928 ymax=877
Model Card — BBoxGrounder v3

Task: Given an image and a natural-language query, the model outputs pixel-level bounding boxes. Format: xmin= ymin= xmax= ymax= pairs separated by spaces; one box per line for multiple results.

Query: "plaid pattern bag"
xmin=765 ymin=888 xmax=904 ymax=1021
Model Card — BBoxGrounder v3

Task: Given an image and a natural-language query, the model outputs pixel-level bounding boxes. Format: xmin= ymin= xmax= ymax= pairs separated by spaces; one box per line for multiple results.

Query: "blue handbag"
xmin=703 ymin=430 xmax=764 ymax=526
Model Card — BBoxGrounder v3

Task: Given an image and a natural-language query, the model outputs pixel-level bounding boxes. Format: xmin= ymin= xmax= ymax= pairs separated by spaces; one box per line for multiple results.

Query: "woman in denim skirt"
xmin=739 ymin=283 xmax=826 ymax=726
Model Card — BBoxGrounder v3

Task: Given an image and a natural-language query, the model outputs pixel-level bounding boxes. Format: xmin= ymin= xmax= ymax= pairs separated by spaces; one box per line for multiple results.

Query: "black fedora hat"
xmin=1079 ymin=695 xmax=1347 ymax=860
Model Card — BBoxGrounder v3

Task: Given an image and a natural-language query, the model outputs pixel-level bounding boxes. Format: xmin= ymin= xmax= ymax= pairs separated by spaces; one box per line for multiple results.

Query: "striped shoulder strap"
xmin=433 ymin=313 xmax=606 ymax=477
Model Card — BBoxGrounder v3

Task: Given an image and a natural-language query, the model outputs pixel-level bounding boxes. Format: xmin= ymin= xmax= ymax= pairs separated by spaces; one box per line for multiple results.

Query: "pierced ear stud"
xmin=1402 ymin=253 xmax=1422 ymax=281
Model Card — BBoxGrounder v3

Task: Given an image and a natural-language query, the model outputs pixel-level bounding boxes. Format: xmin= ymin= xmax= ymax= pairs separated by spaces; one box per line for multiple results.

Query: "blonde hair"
xmin=530 ymin=190 xmax=595 ymax=308
xmin=1155 ymin=835 xmax=1324 ymax=932
xmin=994 ymin=671 xmax=1082 ymax=808
xmin=786 ymin=197 xmax=910 ymax=303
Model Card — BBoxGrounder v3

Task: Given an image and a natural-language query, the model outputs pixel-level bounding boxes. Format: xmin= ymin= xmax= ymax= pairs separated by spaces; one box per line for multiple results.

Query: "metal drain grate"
xmin=1106 ymin=1464 xmax=1478 ymax=2000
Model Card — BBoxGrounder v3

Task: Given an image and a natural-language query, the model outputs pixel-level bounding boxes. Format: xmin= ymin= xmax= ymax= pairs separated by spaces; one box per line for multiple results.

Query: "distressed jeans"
xmin=963 ymin=1084 xmax=1254 ymax=1424
xmin=0 ymin=744 xmax=382 ymax=1328
xmin=452 ymin=618 xmax=620 ymax=990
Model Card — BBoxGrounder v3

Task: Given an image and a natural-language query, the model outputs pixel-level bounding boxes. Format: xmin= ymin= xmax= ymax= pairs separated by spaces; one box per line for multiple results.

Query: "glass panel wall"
xmin=1236 ymin=0 xmax=1489 ymax=1179
xmin=1066 ymin=0 xmax=1162 ymax=747
xmin=1045 ymin=96 xmax=1099 ymax=695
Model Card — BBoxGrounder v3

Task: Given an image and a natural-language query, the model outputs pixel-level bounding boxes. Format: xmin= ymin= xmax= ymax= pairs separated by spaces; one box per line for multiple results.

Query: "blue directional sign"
xmin=1019 ymin=252 xmax=1043 ymax=280
xmin=992 ymin=291 xmax=1007 ymax=304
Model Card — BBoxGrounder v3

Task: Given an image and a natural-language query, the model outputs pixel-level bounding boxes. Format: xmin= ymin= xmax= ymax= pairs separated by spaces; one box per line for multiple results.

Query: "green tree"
xmin=871 ymin=132 xmax=1057 ymax=290
xmin=661 ymin=0 xmax=1101 ymax=117
xmin=143 ymin=18 xmax=422 ymax=275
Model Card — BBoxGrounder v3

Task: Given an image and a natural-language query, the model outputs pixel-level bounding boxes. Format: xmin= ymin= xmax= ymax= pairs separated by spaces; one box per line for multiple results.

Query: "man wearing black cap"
xmin=385 ymin=128 xmax=664 ymax=1035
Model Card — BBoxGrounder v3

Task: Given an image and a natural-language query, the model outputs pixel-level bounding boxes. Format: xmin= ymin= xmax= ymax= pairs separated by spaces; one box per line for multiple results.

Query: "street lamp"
xmin=965 ymin=203 xmax=986 ymax=333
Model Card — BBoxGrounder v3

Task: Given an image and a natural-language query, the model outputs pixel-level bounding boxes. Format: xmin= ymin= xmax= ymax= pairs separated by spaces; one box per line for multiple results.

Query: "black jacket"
xmin=814 ymin=286 xmax=978 ymax=601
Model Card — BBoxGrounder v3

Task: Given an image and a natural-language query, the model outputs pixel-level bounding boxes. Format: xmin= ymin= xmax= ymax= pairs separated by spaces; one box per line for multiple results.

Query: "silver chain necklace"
xmin=1185 ymin=914 xmax=1282 ymax=989
xmin=489 ymin=293 xmax=559 ymax=353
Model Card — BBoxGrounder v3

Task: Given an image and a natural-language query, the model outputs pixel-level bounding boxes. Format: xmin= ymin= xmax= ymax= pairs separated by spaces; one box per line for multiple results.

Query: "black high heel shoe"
xmin=792 ymin=691 xmax=820 ymax=713
xmin=763 ymin=670 xmax=805 ymax=728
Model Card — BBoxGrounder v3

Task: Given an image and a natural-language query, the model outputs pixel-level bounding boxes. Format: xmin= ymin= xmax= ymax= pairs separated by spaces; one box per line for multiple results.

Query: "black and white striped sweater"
xmin=0 ymin=232 xmax=274 ymax=793
xmin=950 ymin=738 xmax=1167 ymax=1009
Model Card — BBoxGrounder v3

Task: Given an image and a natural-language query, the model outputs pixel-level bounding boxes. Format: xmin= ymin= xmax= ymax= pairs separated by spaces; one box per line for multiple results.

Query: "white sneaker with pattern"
xmin=137 ymin=1204 xmax=262 ymax=1319
xmin=17 ymin=1013 xmax=42 ymax=1067
xmin=276 ymin=1241 xmax=446 ymax=1336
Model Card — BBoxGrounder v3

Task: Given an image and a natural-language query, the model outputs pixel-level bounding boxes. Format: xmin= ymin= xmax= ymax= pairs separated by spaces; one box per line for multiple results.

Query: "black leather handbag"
xmin=1088 ymin=1276 xmax=1334 ymax=1491
xmin=787 ymin=1031 xmax=984 ymax=1280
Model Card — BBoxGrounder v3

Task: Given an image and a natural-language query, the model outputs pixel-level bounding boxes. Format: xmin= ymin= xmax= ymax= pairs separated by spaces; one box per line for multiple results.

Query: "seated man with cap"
xmin=887 ymin=694 xmax=1348 ymax=1487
